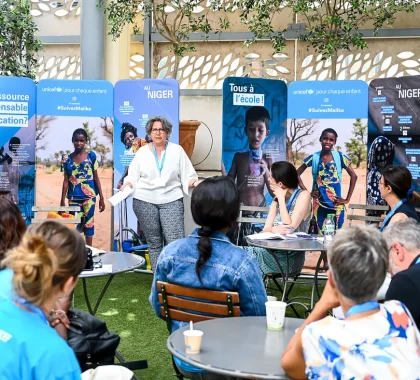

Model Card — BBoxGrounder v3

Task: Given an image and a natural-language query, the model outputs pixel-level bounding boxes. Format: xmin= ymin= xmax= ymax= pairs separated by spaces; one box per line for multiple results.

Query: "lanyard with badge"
xmin=379 ymin=198 xmax=407 ymax=231
xmin=345 ymin=300 xmax=380 ymax=318
xmin=14 ymin=296 xmax=49 ymax=325
xmin=286 ymin=188 xmax=300 ymax=213
xmin=153 ymin=141 xmax=168 ymax=187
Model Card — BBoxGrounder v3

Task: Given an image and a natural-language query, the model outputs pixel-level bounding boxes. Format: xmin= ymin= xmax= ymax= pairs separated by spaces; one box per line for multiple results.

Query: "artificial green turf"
xmin=73 ymin=272 xmax=324 ymax=380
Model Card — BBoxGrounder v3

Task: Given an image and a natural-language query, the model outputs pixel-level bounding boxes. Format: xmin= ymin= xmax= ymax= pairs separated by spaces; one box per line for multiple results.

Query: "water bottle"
xmin=324 ymin=214 xmax=336 ymax=243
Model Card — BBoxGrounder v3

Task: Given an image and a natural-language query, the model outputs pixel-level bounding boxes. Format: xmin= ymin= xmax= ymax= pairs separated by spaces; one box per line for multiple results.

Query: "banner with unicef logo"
xmin=222 ymin=77 xmax=287 ymax=210
xmin=113 ymin=78 xmax=179 ymax=246
xmin=368 ymin=76 xmax=420 ymax=208
xmin=288 ymin=80 xmax=368 ymax=218
xmin=0 ymin=76 xmax=36 ymax=223
xmin=36 ymin=79 xmax=114 ymax=250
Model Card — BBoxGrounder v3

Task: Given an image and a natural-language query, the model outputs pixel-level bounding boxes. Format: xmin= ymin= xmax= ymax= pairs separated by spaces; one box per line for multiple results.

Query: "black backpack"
xmin=67 ymin=308 xmax=120 ymax=371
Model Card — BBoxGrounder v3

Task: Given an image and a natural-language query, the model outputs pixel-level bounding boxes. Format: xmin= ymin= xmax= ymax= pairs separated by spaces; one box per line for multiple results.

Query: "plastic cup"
xmin=183 ymin=330 xmax=203 ymax=354
xmin=265 ymin=301 xmax=287 ymax=330
xmin=267 ymin=296 xmax=278 ymax=302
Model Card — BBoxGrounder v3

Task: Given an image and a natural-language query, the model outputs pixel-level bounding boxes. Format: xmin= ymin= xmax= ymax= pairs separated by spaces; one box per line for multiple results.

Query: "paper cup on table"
xmin=183 ymin=330 xmax=203 ymax=354
xmin=267 ymin=296 xmax=278 ymax=302
xmin=265 ymin=301 xmax=287 ymax=330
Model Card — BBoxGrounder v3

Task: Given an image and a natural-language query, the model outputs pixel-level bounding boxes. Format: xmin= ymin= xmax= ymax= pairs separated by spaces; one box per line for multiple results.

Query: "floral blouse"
xmin=302 ymin=300 xmax=420 ymax=379
xmin=61 ymin=151 xmax=98 ymax=200
xmin=304 ymin=152 xmax=351 ymax=209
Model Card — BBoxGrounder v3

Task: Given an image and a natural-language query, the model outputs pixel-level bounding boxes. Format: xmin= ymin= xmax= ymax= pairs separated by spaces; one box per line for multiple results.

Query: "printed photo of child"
xmin=227 ymin=106 xmax=273 ymax=207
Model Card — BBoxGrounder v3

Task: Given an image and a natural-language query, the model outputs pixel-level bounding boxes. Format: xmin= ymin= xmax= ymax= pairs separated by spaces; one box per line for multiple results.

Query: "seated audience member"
xmin=245 ymin=161 xmax=312 ymax=276
xmin=150 ymin=176 xmax=267 ymax=380
xmin=281 ymin=225 xmax=420 ymax=379
xmin=384 ymin=218 xmax=420 ymax=329
xmin=0 ymin=221 xmax=86 ymax=379
xmin=0 ymin=201 xmax=70 ymax=338
xmin=379 ymin=165 xmax=420 ymax=231
xmin=0 ymin=197 xmax=26 ymax=264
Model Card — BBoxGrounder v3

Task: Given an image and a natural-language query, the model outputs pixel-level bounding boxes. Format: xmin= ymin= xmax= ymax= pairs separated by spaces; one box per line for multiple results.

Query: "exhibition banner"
xmin=37 ymin=79 xmax=114 ymax=249
xmin=368 ymin=76 xmax=420 ymax=206
xmin=222 ymin=77 xmax=287 ymax=210
xmin=288 ymin=80 xmax=368 ymax=231
xmin=0 ymin=76 xmax=36 ymax=223
xmin=113 ymin=78 xmax=180 ymax=235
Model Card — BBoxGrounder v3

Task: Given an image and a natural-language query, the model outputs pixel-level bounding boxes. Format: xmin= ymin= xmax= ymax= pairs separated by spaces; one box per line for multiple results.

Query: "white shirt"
xmin=125 ymin=142 xmax=198 ymax=205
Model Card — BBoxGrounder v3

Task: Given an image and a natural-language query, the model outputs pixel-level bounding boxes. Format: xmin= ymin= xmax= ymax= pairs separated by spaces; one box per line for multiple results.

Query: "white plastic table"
xmin=167 ymin=316 xmax=302 ymax=379
xmin=79 ymin=251 xmax=145 ymax=315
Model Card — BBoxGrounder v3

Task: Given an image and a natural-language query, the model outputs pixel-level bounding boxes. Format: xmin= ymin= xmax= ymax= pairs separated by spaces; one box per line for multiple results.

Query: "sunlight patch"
xmin=127 ymin=313 xmax=136 ymax=321
xmin=101 ymin=309 xmax=119 ymax=316
xmin=108 ymin=298 xmax=118 ymax=301
xmin=131 ymin=299 xmax=138 ymax=303
xmin=120 ymin=330 xmax=132 ymax=338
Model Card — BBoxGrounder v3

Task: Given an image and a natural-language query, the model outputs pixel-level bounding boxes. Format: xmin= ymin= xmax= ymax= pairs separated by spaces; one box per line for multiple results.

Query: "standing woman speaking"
xmin=121 ymin=116 xmax=199 ymax=270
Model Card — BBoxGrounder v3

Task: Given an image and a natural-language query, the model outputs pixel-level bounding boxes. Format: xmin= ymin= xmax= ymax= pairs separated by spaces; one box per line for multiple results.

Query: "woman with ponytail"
xmin=0 ymin=220 xmax=86 ymax=379
xmin=150 ymin=176 xmax=267 ymax=380
xmin=379 ymin=165 xmax=420 ymax=230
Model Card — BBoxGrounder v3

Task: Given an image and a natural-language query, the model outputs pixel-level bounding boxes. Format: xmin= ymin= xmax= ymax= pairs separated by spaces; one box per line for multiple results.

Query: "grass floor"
xmin=73 ymin=272 xmax=324 ymax=380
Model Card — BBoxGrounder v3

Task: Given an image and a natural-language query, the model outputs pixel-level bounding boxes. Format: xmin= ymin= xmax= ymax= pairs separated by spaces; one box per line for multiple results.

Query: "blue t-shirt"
xmin=0 ymin=299 xmax=81 ymax=379
xmin=0 ymin=268 xmax=13 ymax=300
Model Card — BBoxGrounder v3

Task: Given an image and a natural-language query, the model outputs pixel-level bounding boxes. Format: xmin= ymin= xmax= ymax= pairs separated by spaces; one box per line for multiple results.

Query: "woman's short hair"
xmin=270 ymin=161 xmax=299 ymax=189
xmin=191 ymin=176 xmax=240 ymax=281
xmin=328 ymin=225 xmax=388 ymax=304
xmin=0 ymin=197 xmax=26 ymax=263
xmin=381 ymin=165 xmax=413 ymax=200
xmin=145 ymin=116 xmax=172 ymax=137
xmin=3 ymin=221 xmax=87 ymax=307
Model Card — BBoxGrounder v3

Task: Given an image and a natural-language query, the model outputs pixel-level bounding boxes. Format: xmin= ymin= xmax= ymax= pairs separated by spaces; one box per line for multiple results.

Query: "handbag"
xmin=67 ymin=309 xmax=120 ymax=371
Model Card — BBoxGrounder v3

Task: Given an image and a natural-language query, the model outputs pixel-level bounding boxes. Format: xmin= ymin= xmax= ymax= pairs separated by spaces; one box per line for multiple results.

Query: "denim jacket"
xmin=149 ymin=229 xmax=267 ymax=333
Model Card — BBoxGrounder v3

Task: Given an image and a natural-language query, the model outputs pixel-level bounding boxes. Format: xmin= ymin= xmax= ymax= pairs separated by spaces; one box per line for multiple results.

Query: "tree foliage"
xmin=98 ymin=0 xmax=229 ymax=76
xmin=230 ymin=0 xmax=418 ymax=79
xmin=0 ymin=0 xmax=43 ymax=78
xmin=344 ymin=118 xmax=367 ymax=168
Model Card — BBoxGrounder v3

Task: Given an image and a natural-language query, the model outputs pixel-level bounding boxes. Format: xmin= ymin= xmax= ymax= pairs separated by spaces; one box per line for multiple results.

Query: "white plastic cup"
xmin=267 ymin=296 xmax=278 ymax=302
xmin=265 ymin=301 xmax=287 ymax=330
xmin=183 ymin=330 xmax=203 ymax=354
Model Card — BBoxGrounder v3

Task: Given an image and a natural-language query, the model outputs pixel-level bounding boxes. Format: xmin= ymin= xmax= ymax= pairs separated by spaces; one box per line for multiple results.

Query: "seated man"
xmin=281 ymin=225 xmax=420 ymax=379
xmin=383 ymin=218 xmax=420 ymax=329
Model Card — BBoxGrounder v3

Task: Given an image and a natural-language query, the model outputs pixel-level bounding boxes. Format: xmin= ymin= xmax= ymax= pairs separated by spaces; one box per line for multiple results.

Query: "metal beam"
xmin=143 ymin=16 xmax=152 ymax=78
xmin=131 ymin=27 xmax=420 ymax=43
xmin=180 ymin=89 xmax=222 ymax=96
xmin=80 ymin=0 xmax=105 ymax=79
xmin=38 ymin=35 xmax=81 ymax=44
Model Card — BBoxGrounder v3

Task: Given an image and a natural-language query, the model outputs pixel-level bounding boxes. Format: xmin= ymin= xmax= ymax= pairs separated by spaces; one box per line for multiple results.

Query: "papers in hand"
xmin=85 ymin=245 xmax=106 ymax=257
xmin=247 ymin=232 xmax=314 ymax=241
xmin=108 ymin=186 xmax=134 ymax=206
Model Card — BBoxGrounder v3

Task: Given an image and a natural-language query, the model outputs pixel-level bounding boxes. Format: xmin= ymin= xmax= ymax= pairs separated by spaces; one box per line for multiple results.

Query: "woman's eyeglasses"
xmin=151 ymin=128 xmax=165 ymax=134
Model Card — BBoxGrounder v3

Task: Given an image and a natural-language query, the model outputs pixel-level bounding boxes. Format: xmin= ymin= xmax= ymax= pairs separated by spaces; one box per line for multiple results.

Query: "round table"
xmin=167 ymin=316 xmax=302 ymax=379
xmin=79 ymin=251 xmax=147 ymax=378
xmin=246 ymin=237 xmax=328 ymax=311
xmin=80 ymin=251 xmax=145 ymax=315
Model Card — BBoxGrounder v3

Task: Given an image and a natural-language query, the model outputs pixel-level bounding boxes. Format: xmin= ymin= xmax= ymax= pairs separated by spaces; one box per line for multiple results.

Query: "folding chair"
xmin=236 ymin=205 xmax=270 ymax=245
xmin=157 ymin=281 xmax=240 ymax=380
xmin=347 ymin=204 xmax=389 ymax=226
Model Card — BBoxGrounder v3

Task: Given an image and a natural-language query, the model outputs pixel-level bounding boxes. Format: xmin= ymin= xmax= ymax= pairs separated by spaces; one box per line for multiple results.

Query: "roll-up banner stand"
xmin=113 ymin=78 xmax=179 ymax=255
xmin=288 ymin=80 xmax=368 ymax=231
xmin=221 ymin=77 xmax=287 ymax=243
xmin=37 ymin=79 xmax=114 ymax=250
xmin=0 ymin=76 xmax=36 ymax=223
xmin=368 ymin=76 xmax=420 ymax=210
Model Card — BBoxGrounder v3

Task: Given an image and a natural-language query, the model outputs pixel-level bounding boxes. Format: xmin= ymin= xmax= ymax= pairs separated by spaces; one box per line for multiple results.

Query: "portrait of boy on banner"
xmin=222 ymin=77 xmax=287 ymax=243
